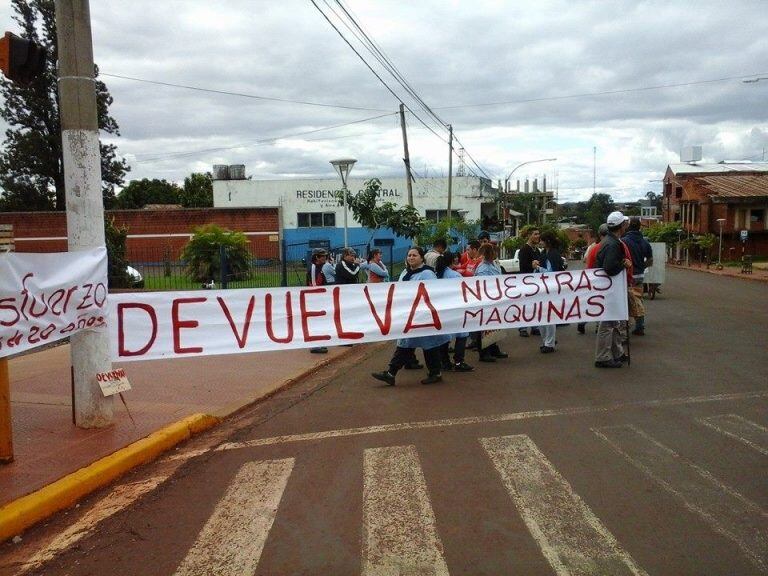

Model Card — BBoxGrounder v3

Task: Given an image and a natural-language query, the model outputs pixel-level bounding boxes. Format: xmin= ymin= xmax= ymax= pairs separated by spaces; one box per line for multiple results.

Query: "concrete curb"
xmin=0 ymin=413 xmax=219 ymax=543
xmin=668 ymin=263 xmax=768 ymax=283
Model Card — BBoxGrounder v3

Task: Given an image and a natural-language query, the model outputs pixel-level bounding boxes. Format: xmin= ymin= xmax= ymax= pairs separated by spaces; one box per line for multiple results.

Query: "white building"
xmin=213 ymin=174 xmax=499 ymax=253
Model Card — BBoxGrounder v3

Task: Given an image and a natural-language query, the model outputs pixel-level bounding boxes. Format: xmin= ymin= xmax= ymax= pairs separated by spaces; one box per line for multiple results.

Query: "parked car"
xmin=497 ymin=249 xmax=567 ymax=274
xmin=126 ymin=265 xmax=144 ymax=288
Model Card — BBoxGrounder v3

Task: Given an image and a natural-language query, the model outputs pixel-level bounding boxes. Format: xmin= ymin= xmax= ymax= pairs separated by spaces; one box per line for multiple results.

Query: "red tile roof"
xmin=693 ymin=173 xmax=768 ymax=198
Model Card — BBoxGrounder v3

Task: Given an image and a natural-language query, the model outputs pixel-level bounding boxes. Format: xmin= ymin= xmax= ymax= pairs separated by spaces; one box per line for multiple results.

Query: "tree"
xmin=113 ymin=178 xmax=181 ymax=209
xmin=180 ymin=172 xmax=213 ymax=208
xmin=583 ymin=193 xmax=615 ymax=232
xmin=645 ymin=221 xmax=683 ymax=245
xmin=181 ymin=224 xmax=252 ymax=284
xmin=105 ymin=217 xmax=130 ymax=288
xmin=338 ymin=178 xmax=425 ymax=242
xmin=416 ymin=216 xmax=479 ymax=248
xmin=0 ymin=0 xmax=129 ymax=212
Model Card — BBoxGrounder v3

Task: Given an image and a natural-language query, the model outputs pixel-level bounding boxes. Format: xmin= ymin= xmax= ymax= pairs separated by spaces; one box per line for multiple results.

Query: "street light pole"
xmin=330 ymin=158 xmax=357 ymax=248
xmin=717 ymin=218 xmax=725 ymax=267
xmin=503 ymin=158 xmax=556 ymax=234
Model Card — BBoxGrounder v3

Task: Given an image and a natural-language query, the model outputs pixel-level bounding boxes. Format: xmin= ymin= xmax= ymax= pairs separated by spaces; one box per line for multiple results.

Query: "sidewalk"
xmin=0 ymin=343 xmax=354 ymax=537
xmin=667 ymin=261 xmax=768 ymax=283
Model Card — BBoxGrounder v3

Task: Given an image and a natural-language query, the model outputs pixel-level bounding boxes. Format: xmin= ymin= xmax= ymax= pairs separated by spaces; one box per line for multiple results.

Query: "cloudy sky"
xmin=2 ymin=0 xmax=767 ymax=201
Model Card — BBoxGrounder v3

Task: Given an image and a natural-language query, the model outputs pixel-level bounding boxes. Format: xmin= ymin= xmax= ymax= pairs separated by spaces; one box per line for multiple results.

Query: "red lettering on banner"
xmin=265 ymin=292 xmax=296 ymax=343
xmin=363 ymin=284 xmax=395 ymax=335
xmin=539 ymin=274 xmax=552 ymax=295
xmin=522 ymin=275 xmax=540 ymax=297
xmin=503 ymin=276 xmax=522 ymax=299
xmin=0 ymin=298 xmax=20 ymax=327
xmin=462 ymin=308 xmax=484 ymax=328
xmin=592 ymin=269 xmax=613 ymax=291
xmin=172 ymin=297 xmax=206 ymax=354
xmin=218 ymin=296 xmax=255 ymax=348
xmin=555 ymin=272 xmax=574 ymax=294
xmin=461 ymin=280 xmax=482 ymax=303
xmin=485 ymin=307 xmax=502 ymax=325
xmin=573 ymin=271 xmax=592 ymax=291
xmin=404 ymin=283 xmax=442 ymax=332
xmin=332 ymin=287 xmax=364 ymax=340
xmin=117 ymin=303 xmax=158 ymax=357
xmin=546 ymin=298 xmax=566 ymax=321
xmin=298 ymin=288 xmax=329 ymax=342
xmin=77 ymin=283 xmax=95 ymax=311
xmin=482 ymin=278 xmax=502 ymax=301
xmin=585 ymin=295 xmax=606 ymax=317
xmin=565 ymin=297 xmax=582 ymax=320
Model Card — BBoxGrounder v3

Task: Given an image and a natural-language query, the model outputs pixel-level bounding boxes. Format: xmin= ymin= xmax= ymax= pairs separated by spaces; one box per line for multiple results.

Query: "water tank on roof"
xmin=229 ymin=164 xmax=246 ymax=180
xmin=213 ymin=165 xmax=230 ymax=180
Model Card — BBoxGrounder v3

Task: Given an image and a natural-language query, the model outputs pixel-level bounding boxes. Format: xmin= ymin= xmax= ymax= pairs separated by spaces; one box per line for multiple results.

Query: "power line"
xmin=133 ymin=111 xmax=397 ymax=163
xmin=435 ymin=71 xmax=768 ymax=110
xmin=100 ymin=72 xmax=389 ymax=112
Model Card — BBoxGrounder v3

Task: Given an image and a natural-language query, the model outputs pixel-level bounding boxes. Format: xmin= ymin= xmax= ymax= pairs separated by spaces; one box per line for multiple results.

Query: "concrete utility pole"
xmin=446 ymin=124 xmax=453 ymax=221
xmin=399 ymin=104 xmax=413 ymax=207
xmin=55 ymin=0 xmax=113 ymax=427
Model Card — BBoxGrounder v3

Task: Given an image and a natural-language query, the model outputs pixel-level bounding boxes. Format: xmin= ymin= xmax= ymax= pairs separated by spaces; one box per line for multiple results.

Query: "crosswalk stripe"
xmin=173 ymin=458 xmax=294 ymax=576
xmin=697 ymin=414 xmax=768 ymax=455
xmin=481 ymin=435 xmax=647 ymax=576
xmin=593 ymin=425 xmax=768 ymax=572
xmin=362 ymin=445 xmax=450 ymax=576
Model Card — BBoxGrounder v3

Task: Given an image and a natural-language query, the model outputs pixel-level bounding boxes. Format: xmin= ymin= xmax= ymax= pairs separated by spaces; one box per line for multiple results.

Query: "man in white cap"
xmin=594 ymin=211 xmax=632 ymax=368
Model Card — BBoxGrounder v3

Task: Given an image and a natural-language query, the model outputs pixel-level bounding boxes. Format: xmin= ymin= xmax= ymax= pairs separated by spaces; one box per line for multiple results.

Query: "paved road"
xmin=2 ymin=267 xmax=767 ymax=575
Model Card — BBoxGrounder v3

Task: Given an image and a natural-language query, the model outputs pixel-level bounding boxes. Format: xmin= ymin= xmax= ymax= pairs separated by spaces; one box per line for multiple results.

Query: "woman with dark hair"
xmin=435 ymin=252 xmax=474 ymax=372
xmin=538 ymin=230 xmax=565 ymax=353
xmin=474 ymin=244 xmax=509 ymax=362
xmin=335 ymin=247 xmax=362 ymax=284
xmin=360 ymin=248 xmax=390 ymax=283
xmin=371 ymin=247 xmax=451 ymax=385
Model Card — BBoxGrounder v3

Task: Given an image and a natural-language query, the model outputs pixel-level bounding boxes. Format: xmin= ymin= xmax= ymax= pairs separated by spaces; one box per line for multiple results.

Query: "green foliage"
xmin=0 ymin=0 xmax=128 ymax=212
xmin=583 ymin=193 xmax=615 ymax=232
xmin=339 ymin=178 xmax=426 ymax=240
xmin=508 ymin=193 xmax=540 ymax=225
xmin=502 ymin=224 xmax=570 ymax=253
xmin=572 ymin=237 xmax=588 ymax=250
xmin=180 ymin=172 xmax=213 ymax=208
xmin=181 ymin=224 xmax=252 ymax=283
xmin=695 ymin=233 xmax=717 ymax=260
xmin=105 ymin=217 xmax=130 ymax=288
xmin=645 ymin=222 xmax=683 ymax=245
xmin=415 ymin=217 xmax=479 ymax=247
xmin=114 ymin=179 xmax=181 ymax=209
xmin=501 ymin=235 xmax=526 ymax=253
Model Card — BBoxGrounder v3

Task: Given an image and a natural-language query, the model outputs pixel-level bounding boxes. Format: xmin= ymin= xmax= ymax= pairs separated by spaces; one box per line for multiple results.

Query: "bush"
xmin=105 ymin=217 xmax=130 ymax=288
xmin=181 ymin=224 xmax=252 ymax=283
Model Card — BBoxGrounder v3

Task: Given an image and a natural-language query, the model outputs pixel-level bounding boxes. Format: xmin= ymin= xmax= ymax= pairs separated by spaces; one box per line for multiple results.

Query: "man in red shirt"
xmin=456 ymin=240 xmax=482 ymax=277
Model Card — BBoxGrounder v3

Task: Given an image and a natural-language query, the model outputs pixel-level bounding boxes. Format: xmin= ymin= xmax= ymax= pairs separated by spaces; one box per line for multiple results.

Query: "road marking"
xmin=215 ymin=390 xmax=768 ymax=450
xmin=697 ymin=414 xmax=768 ymax=456
xmin=17 ymin=476 xmax=165 ymax=574
xmin=481 ymin=435 xmax=647 ymax=576
xmin=593 ymin=425 xmax=768 ymax=572
xmin=173 ymin=458 xmax=294 ymax=576
xmin=362 ymin=445 xmax=449 ymax=576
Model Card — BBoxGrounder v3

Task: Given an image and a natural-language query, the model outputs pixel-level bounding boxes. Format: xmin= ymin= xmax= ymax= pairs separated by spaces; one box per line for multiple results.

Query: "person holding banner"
xmin=371 ymin=247 xmax=451 ymax=386
xmin=307 ymin=249 xmax=330 ymax=354
xmin=518 ymin=227 xmax=542 ymax=338
xmin=456 ymin=240 xmax=481 ymax=277
xmin=538 ymin=230 xmax=565 ymax=354
xmin=594 ymin=212 xmax=632 ymax=368
xmin=435 ymin=252 xmax=474 ymax=372
xmin=577 ymin=223 xmax=609 ymax=334
xmin=474 ymin=244 xmax=509 ymax=363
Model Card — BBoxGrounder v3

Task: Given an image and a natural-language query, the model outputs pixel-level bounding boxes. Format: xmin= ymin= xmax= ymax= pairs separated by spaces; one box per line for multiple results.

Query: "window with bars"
xmin=297 ymin=212 xmax=336 ymax=228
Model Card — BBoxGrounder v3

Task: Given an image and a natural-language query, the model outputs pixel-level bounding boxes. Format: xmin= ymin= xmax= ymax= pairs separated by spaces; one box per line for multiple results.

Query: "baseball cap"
xmin=606 ymin=211 xmax=629 ymax=227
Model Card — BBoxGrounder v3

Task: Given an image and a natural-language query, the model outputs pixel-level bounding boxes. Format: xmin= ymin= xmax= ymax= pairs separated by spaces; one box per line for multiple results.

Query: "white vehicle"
xmin=497 ymin=249 xmax=567 ymax=274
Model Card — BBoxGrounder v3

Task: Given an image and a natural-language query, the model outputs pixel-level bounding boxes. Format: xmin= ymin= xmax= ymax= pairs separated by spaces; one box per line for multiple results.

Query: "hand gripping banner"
xmin=0 ymin=248 xmax=108 ymax=358
xmin=110 ymin=269 xmax=627 ymax=362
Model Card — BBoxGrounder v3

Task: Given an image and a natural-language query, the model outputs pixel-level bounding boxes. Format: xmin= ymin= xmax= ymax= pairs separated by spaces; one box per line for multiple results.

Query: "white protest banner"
xmin=109 ymin=269 xmax=627 ymax=362
xmin=0 ymin=247 xmax=108 ymax=358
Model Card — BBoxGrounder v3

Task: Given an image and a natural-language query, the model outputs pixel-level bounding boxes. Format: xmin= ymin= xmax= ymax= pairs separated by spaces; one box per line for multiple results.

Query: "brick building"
xmin=0 ymin=207 xmax=280 ymax=261
xmin=662 ymin=162 xmax=768 ymax=257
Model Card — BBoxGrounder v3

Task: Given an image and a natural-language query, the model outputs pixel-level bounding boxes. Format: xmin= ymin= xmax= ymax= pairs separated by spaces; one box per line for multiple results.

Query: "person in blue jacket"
xmin=435 ymin=252 xmax=474 ymax=372
xmin=474 ymin=243 xmax=509 ymax=362
xmin=371 ymin=247 xmax=451 ymax=386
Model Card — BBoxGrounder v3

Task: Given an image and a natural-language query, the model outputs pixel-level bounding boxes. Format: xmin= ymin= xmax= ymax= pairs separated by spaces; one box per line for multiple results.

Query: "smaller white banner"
xmin=0 ymin=247 xmax=108 ymax=358
xmin=97 ymin=368 xmax=132 ymax=396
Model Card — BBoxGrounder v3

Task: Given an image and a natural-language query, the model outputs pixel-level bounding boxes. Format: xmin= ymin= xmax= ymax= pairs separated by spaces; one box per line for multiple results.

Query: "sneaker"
xmin=371 ymin=371 xmax=396 ymax=385
xmin=632 ymin=328 xmax=645 ymax=336
xmin=441 ymin=362 xmax=455 ymax=372
xmin=519 ymin=329 xmax=529 ymax=337
xmin=594 ymin=359 xmax=622 ymax=368
xmin=531 ymin=328 xmax=541 ymax=336
xmin=616 ymin=354 xmax=629 ymax=363
xmin=540 ymin=346 xmax=556 ymax=354
xmin=479 ymin=355 xmax=497 ymax=363
xmin=404 ymin=362 xmax=424 ymax=370
xmin=454 ymin=361 xmax=475 ymax=372
xmin=492 ymin=351 xmax=509 ymax=359
xmin=421 ymin=374 xmax=443 ymax=385
xmin=309 ymin=347 xmax=328 ymax=354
